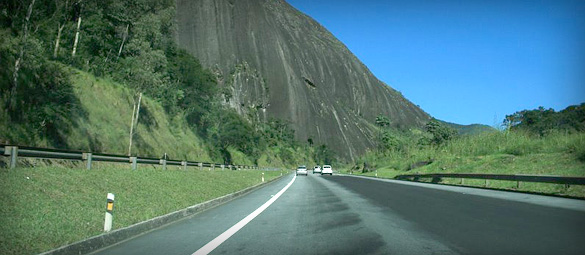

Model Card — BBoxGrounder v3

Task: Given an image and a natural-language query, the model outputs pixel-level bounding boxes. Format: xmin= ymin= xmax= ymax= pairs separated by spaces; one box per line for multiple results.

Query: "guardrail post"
xmin=517 ymin=181 xmax=521 ymax=189
xmin=83 ymin=153 xmax=93 ymax=170
xmin=130 ymin=157 xmax=137 ymax=170
xmin=160 ymin=159 xmax=167 ymax=170
xmin=8 ymin=146 xmax=18 ymax=169
xmin=182 ymin=161 xmax=187 ymax=170
xmin=212 ymin=164 xmax=215 ymax=171
xmin=198 ymin=162 xmax=203 ymax=170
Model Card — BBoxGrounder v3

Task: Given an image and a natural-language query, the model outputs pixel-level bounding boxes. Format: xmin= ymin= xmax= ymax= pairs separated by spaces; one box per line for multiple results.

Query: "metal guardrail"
xmin=395 ymin=173 xmax=585 ymax=187
xmin=1 ymin=144 xmax=258 ymax=171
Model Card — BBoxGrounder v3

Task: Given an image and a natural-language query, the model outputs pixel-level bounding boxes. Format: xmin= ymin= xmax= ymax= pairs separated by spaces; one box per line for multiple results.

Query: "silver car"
xmin=313 ymin=165 xmax=322 ymax=174
xmin=296 ymin=165 xmax=308 ymax=176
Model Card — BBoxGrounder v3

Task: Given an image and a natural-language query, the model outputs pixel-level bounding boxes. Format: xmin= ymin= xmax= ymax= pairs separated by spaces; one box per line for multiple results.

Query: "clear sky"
xmin=286 ymin=0 xmax=585 ymax=126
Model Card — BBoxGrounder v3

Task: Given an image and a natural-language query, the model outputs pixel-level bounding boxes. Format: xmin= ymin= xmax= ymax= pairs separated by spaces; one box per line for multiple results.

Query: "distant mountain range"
xmin=440 ymin=121 xmax=497 ymax=135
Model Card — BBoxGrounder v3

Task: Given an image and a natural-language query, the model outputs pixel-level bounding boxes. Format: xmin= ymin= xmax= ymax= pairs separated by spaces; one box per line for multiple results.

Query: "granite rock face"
xmin=176 ymin=0 xmax=430 ymax=160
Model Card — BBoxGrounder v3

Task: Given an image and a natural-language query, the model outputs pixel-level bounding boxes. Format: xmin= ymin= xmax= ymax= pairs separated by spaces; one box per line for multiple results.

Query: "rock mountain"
xmin=175 ymin=0 xmax=430 ymax=160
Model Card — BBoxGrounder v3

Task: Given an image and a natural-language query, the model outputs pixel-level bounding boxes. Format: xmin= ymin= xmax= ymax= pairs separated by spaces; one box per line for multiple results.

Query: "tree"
xmin=425 ymin=118 xmax=457 ymax=145
xmin=8 ymin=0 xmax=36 ymax=112
xmin=379 ymin=130 xmax=400 ymax=151
xmin=375 ymin=115 xmax=390 ymax=128
xmin=314 ymin=144 xmax=335 ymax=165
xmin=504 ymin=104 xmax=585 ymax=135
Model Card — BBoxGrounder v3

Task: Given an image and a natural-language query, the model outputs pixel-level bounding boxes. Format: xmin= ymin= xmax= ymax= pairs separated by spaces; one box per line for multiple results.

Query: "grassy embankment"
xmin=342 ymin=131 xmax=585 ymax=197
xmin=0 ymin=67 xmax=211 ymax=162
xmin=1 ymin=66 xmax=304 ymax=168
xmin=0 ymin=166 xmax=284 ymax=255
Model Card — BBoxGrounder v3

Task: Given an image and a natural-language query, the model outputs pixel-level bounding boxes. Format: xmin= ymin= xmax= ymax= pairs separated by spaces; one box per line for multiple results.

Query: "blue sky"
xmin=286 ymin=0 xmax=585 ymax=126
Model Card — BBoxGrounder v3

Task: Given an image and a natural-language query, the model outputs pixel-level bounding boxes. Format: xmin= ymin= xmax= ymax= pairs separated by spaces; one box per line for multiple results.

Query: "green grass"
xmin=64 ymin=69 xmax=212 ymax=161
xmin=0 ymin=166 xmax=283 ymax=255
xmin=0 ymin=67 xmax=213 ymax=162
xmin=344 ymin=131 xmax=585 ymax=197
xmin=1 ymin=67 xmax=312 ymax=167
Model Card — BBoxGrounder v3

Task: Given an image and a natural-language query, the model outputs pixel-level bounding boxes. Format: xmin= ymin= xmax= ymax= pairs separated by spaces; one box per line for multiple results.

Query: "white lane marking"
xmin=192 ymin=175 xmax=297 ymax=255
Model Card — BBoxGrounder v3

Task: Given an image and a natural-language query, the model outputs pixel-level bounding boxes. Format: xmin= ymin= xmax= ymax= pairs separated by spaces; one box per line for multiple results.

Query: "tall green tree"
xmin=425 ymin=118 xmax=457 ymax=145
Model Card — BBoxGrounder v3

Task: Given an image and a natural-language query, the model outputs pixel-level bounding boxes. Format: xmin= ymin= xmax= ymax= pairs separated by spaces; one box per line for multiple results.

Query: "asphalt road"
xmin=93 ymin=173 xmax=585 ymax=255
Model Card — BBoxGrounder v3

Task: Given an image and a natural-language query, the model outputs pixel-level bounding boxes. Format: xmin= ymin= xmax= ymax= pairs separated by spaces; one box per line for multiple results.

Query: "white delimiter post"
xmin=262 ymin=172 xmax=265 ymax=182
xmin=104 ymin=193 xmax=115 ymax=232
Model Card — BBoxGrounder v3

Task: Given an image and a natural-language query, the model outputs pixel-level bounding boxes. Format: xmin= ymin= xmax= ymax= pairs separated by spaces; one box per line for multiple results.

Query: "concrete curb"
xmin=39 ymin=174 xmax=289 ymax=255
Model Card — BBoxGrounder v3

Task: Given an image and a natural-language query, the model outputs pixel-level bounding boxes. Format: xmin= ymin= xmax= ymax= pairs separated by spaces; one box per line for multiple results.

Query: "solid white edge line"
xmin=192 ymin=175 xmax=297 ymax=255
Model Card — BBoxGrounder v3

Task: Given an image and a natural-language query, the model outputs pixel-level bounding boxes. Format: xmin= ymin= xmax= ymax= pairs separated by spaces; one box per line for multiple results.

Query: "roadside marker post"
xmin=104 ymin=193 xmax=115 ymax=232
xmin=262 ymin=172 xmax=265 ymax=182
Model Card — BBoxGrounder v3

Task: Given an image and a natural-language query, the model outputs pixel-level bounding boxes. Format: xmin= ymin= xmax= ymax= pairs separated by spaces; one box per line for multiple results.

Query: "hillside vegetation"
xmin=0 ymin=0 xmax=325 ymax=167
xmin=348 ymin=105 xmax=585 ymax=197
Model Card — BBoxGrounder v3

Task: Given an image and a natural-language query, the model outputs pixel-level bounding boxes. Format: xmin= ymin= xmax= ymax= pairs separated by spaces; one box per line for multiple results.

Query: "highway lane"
xmin=93 ymin=173 xmax=585 ymax=255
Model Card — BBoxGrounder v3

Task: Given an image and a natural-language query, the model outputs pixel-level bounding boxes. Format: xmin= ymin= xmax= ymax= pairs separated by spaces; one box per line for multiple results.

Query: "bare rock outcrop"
xmin=176 ymin=0 xmax=430 ymax=160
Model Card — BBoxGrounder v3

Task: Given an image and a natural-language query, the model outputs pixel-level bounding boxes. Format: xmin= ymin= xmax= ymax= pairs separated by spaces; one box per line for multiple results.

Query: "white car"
xmin=321 ymin=165 xmax=333 ymax=175
xmin=296 ymin=165 xmax=308 ymax=176
xmin=313 ymin=166 xmax=321 ymax=174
